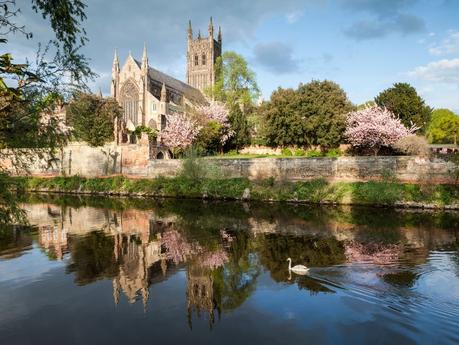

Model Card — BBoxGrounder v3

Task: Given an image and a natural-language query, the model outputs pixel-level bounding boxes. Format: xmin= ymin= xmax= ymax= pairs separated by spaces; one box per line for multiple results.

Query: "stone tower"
xmin=186 ymin=17 xmax=222 ymax=93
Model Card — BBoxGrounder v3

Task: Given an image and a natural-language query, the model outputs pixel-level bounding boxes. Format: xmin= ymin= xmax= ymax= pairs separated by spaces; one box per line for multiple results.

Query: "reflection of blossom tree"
xmin=200 ymin=249 xmax=228 ymax=269
xmin=160 ymin=229 xmax=201 ymax=265
xmin=344 ymin=241 xmax=401 ymax=265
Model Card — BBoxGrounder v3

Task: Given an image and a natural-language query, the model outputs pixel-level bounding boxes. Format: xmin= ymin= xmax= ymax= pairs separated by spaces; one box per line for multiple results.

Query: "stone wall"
xmin=3 ymin=143 xmax=456 ymax=183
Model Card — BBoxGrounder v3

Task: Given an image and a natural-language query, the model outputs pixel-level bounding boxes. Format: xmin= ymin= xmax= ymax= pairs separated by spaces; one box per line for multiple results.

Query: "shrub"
xmin=306 ymin=150 xmax=322 ymax=157
xmin=294 ymin=148 xmax=306 ymax=156
xmin=325 ymin=148 xmax=341 ymax=158
xmin=281 ymin=148 xmax=293 ymax=156
xmin=393 ymin=135 xmax=429 ymax=157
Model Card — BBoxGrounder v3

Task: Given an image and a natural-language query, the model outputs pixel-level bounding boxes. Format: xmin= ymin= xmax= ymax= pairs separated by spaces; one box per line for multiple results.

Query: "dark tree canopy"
xmin=262 ymin=80 xmax=354 ymax=149
xmin=375 ymin=83 xmax=432 ymax=133
xmin=226 ymin=104 xmax=250 ymax=151
xmin=67 ymin=93 xmax=121 ymax=147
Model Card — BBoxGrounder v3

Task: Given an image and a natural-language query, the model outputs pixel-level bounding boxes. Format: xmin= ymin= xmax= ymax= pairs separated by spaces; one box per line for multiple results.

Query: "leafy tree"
xmin=66 ymin=93 xmax=121 ymax=146
xmin=211 ymin=51 xmax=260 ymax=109
xmin=226 ymin=104 xmax=250 ymax=151
xmin=0 ymin=0 xmax=92 ymax=224
xmin=262 ymin=80 xmax=354 ymax=149
xmin=375 ymin=83 xmax=432 ymax=133
xmin=194 ymin=121 xmax=223 ymax=155
xmin=426 ymin=109 xmax=459 ymax=144
xmin=345 ymin=106 xmax=416 ymax=155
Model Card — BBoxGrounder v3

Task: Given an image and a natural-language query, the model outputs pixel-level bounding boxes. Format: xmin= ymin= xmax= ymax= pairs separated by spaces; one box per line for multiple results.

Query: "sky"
xmin=9 ymin=0 xmax=459 ymax=112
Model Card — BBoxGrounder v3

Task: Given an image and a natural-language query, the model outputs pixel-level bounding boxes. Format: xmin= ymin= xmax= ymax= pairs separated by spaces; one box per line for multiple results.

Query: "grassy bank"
xmin=13 ymin=175 xmax=459 ymax=209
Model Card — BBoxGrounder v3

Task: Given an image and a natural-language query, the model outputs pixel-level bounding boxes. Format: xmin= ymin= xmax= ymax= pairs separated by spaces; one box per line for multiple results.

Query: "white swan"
xmin=287 ymin=258 xmax=309 ymax=275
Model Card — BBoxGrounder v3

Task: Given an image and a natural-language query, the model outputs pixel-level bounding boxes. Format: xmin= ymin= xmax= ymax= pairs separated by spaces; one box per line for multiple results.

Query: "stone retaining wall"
xmin=2 ymin=143 xmax=457 ymax=183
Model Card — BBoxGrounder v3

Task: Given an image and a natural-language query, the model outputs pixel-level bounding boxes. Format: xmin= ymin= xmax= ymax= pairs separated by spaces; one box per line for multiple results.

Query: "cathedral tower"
xmin=186 ymin=17 xmax=222 ymax=93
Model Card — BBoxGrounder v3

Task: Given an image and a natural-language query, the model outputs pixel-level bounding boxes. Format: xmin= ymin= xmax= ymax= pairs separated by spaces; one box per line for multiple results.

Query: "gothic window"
xmin=161 ymin=115 xmax=167 ymax=130
xmin=194 ymin=54 xmax=199 ymax=66
xmin=120 ymin=80 xmax=139 ymax=125
xmin=202 ymin=53 xmax=206 ymax=65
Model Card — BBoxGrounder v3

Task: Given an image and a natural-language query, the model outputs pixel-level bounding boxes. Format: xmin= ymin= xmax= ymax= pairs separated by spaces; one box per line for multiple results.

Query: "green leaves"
xmin=427 ymin=109 xmax=459 ymax=144
xmin=375 ymin=83 xmax=432 ymax=133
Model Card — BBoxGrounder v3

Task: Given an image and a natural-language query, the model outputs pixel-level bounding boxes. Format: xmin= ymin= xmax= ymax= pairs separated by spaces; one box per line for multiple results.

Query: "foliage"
xmin=345 ymin=106 xmax=417 ymax=155
xmin=281 ymin=148 xmax=293 ymax=156
xmin=211 ymin=51 xmax=260 ymax=109
xmin=16 ymin=176 xmax=459 ymax=208
xmin=0 ymin=0 xmax=92 ymax=224
xmin=66 ymin=93 xmax=121 ymax=146
xmin=426 ymin=109 xmax=459 ymax=144
xmin=161 ymin=114 xmax=201 ymax=157
xmin=132 ymin=125 xmax=157 ymax=141
xmin=226 ymin=103 xmax=250 ymax=152
xmin=375 ymin=83 xmax=432 ymax=133
xmin=393 ymin=135 xmax=429 ymax=157
xmin=262 ymin=80 xmax=354 ymax=149
xmin=306 ymin=149 xmax=322 ymax=157
xmin=294 ymin=148 xmax=306 ymax=156
xmin=194 ymin=101 xmax=233 ymax=154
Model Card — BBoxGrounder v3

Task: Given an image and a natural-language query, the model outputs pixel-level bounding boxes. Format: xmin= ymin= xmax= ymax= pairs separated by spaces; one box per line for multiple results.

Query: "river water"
xmin=0 ymin=195 xmax=458 ymax=344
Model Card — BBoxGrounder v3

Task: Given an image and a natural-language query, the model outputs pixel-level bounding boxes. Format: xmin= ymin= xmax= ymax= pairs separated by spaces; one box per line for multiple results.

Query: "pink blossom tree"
xmin=197 ymin=101 xmax=234 ymax=145
xmin=345 ymin=106 xmax=418 ymax=155
xmin=161 ymin=114 xmax=201 ymax=157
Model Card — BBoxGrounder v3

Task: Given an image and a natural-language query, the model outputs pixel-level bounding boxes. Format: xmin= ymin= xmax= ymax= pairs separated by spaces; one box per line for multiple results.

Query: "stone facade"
xmin=186 ymin=18 xmax=222 ymax=93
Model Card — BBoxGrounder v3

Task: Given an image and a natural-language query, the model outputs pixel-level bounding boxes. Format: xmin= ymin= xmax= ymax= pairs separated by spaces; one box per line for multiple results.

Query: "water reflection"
xmin=1 ymin=195 xmax=459 ymax=343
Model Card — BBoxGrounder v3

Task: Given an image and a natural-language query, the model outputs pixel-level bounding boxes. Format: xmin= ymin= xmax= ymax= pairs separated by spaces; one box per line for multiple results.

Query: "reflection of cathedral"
xmin=38 ymin=224 xmax=68 ymax=260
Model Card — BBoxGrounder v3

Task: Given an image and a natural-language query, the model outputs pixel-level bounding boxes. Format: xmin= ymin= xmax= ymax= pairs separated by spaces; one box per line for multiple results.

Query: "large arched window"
xmin=194 ymin=54 xmax=199 ymax=66
xmin=120 ymin=80 xmax=139 ymax=125
xmin=202 ymin=53 xmax=206 ymax=65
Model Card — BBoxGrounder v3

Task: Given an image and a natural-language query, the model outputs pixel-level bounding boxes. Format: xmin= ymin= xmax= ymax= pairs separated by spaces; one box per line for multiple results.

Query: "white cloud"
xmin=428 ymin=30 xmax=459 ymax=56
xmin=286 ymin=11 xmax=304 ymax=23
xmin=408 ymin=58 xmax=459 ymax=84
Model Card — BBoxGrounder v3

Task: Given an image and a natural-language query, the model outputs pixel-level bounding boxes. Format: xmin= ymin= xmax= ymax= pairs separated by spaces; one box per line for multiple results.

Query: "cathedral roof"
xmin=134 ymin=59 xmax=206 ymax=104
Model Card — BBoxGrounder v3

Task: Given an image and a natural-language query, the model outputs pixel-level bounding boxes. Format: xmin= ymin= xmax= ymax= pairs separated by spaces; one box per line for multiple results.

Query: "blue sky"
xmin=10 ymin=0 xmax=459 ymax=112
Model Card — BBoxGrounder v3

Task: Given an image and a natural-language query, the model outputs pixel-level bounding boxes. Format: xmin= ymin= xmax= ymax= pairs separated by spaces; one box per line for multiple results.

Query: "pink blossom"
xmin=200 ymin=249 xmax=229 ymax=269
xmin=345 ymin=106 xmax=418 ymax=153
xmin=161 ymin=114 xmax=201 ymax=151
xmin=197 ymin=101 xmax=234 ymax=144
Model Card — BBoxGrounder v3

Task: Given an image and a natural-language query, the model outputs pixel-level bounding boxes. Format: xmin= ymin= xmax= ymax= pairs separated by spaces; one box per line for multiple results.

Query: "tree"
xmin=194 ymin=101 xmax=233 ymax=154
xmin=161 ymin=114 xmax=201 ymax=157
xmin=261 ymin=80 xmax=354 ymax=149
xmin=426 ymin=109 xmax=459 ymax=144
xmin=345 ymin=106 xmax=417 ymax=155
xmin=375 ymin=83 xmax=432 ymax=133
xmin=0 ymin=0 xmax=92 ymax=224
xmin=227 ymin=104 xmax=250 ymax=151
xmin=211 ymin=51 xmax=260 ymax=109
xmin=66 ymin=93 xmax=121 ymax=146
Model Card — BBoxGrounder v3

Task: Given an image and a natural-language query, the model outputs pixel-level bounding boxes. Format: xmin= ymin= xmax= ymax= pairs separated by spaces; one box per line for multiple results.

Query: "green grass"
xmin=13 ymin=176 xmax=459 ymax=209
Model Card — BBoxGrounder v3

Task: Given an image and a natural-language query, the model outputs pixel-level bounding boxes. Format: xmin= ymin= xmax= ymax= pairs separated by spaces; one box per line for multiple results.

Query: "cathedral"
xmin=111 ymin=18 xmax=222 ymax=155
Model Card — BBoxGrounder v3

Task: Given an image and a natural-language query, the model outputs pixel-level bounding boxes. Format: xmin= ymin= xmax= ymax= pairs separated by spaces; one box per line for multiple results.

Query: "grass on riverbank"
xmin=13 ymin=175 xmax=459 ymax=208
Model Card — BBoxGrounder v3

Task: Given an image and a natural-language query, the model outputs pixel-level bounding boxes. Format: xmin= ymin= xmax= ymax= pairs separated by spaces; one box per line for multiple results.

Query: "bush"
xmin=325 ymin=148 xmax=341 ymax=157
xmin=393 ymin=135 xmax=429 ymax=157
xmin=294 ymin=148 xmax=306 ymax=156
xmin=306 ymin=150 xmax=322 ymax=157
xmin=281 ymin=148 xmax=293 ymax=156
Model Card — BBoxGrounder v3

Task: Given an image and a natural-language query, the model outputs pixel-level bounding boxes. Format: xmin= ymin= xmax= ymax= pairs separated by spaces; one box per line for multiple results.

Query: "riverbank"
xmin=13 ymin=175 xmax=459 ymax=210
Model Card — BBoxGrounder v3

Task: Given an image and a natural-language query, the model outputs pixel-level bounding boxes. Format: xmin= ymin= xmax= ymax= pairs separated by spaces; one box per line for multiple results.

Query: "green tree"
xmin=211 ymin=51 xmax=260 ymax=109
xmin=427 ymin=109 xmax=459 ymax=144
xmin=375 ymin=83 xmax=432 ymax=133
xmin=227 ymin=104 xmax=250 ymax=151
xmin=262 ymin=80 xmax=354 ymax=149
xmin=67 ymin=93 xmax=121 ymax=146
xmin=0 ymin=0 xmax=92 ymax=224
xmin=194 ymin=120 xmax=223 ymax=155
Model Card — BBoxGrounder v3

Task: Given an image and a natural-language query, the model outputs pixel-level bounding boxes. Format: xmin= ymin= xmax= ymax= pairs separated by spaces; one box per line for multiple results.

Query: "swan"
xmin=287 ymin=258 xmax=309 ymax=275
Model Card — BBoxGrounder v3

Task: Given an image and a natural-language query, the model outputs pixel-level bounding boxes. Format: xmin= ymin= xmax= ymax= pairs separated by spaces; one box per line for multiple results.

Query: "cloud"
xmin=428 ymin=30 xmax=459 ymax=56
xmin=340 ymin=0 xmax=425 ymax=40
xmin=408 ymin=58 xmax=459 ymax=84
xmin=8 ymin=0 xmax=322 ymax=93
xmin=286 ymin=11 xmax=304 ymax=23
xmin=253 ymin=42 xmax=301 ymax=74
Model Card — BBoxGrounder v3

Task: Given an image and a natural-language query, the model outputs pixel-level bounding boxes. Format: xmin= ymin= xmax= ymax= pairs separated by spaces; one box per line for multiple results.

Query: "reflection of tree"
xmin=0 ymin=225 xmax=33 ymax=259
xmin=258 ymin=234 xmax=346 ymax=283
xmin=344 ymin=241 xmax=401 ymax=265
xmin=382 ymin=271 xmax=418 ymax=288
xmin=67 ymin=231 xmax=119 ymax=285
